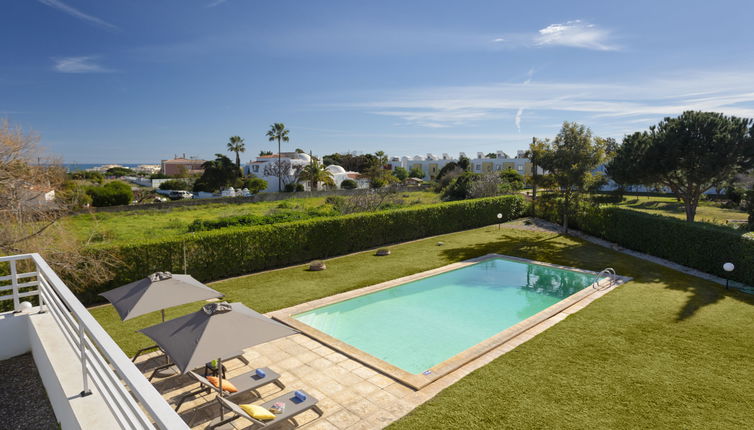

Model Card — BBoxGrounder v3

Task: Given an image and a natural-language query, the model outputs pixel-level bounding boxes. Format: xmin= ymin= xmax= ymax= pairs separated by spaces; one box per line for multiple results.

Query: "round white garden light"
xmin=496 ymin=213 xmax=503 ymax=229
xmin=18 ymin=301 xmax=33 ymax=312
xmin=723 ymin=262 xmax=735 ymax=290
xmin=497 ymin=213 xmax=503 ymax=219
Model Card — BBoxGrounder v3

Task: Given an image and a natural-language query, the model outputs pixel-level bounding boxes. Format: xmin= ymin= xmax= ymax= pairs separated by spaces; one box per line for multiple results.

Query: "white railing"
xmin=0 ymin=254 xmax=188 ymax=430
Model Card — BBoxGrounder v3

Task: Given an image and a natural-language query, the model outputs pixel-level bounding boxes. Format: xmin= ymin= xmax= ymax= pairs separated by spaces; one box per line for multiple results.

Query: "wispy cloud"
xmin=53 ymin=56 xmax=112 ymax=73
xmin=38 ymin=0 xmax=117 ymax=30
xmin=338 ymin=70 xmax=754 ymax=132
xmin=535 ymin=20 xmax=616 ymax=51
xmin=515 ymin=69 xmax=535 ymax=132
xmin=206 ymin=0 xmax=228 ymax=7
xmin=491 ymin=20 xmax=618 ymax=51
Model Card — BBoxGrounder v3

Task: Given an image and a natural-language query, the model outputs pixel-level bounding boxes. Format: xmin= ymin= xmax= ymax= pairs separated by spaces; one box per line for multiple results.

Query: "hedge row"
xmin=82 ymin=195 xmax=527 ymax=302
xmin=536 ymin=201 xmax=754 ymax=285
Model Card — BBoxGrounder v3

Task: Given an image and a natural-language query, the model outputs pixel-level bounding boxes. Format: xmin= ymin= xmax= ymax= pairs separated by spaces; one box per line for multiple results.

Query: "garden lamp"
xmin=723 ymin=262 xmax=734 ymax=289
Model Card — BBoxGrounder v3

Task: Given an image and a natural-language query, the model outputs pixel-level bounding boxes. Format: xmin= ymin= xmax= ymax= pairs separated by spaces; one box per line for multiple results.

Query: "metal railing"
xmin=0 ymin=254 xmax=188 ymax=430
xmin=592 ymin=267 xmax=617 ymax=291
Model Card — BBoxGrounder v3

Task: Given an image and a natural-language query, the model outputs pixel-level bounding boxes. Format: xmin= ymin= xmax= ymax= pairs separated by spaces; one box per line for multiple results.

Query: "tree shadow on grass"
xmin=440 ymin=229 xmax=754 ymax=322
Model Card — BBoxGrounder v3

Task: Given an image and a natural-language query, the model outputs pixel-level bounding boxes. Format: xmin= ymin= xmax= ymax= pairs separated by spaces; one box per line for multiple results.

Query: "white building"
xmin=392 ymin=151 xmax=538 ymax=181
xmin=246 ymin=152 xmax=368 ymax=192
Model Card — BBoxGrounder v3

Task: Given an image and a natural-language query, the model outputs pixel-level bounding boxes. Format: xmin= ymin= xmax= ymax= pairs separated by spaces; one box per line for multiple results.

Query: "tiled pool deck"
xmin=136 ymin=269 xmax=624 ymax=430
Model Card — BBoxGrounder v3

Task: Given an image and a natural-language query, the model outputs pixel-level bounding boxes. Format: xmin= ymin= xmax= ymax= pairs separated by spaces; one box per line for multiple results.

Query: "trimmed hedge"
xmin=83 ymin=195 xmax=526 ymax=302
xmin=537 ymin=201 xmax=754 ymax=285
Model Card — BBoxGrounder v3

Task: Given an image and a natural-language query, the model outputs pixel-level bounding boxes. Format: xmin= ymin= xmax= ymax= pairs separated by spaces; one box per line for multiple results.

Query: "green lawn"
xmin=90 ymin=221 xmax=754 ymax=429
xmin=66 ymin=191 xmax=441 ymax=245
xmin=614 ymin=195 xmax=748 ymax=225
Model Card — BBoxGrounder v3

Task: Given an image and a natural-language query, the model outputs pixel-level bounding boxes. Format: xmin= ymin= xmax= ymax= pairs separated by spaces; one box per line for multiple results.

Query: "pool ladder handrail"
xmin=593 ymin=268 xmax=617 ymax=290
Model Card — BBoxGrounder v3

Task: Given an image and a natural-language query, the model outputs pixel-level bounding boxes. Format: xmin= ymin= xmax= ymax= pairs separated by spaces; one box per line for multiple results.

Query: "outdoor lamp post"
xmin=497 ymin=213 xmax=503 ymax=229
xmin=723 ymin=262 xmax=735 ymax=289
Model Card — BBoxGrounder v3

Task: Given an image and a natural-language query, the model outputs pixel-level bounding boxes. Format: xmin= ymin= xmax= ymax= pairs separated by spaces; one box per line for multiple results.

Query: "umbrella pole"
xmin=160 ymin=309 xmax=169 ymax=366
xmin=218 ymin=357 xmax=224 ymax=420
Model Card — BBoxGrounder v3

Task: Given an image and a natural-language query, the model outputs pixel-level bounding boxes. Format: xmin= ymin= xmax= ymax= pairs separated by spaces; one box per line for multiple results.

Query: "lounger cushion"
xmin=239 ymin=404 xmax=275 ymax=420
xmin=207 ymin=376 xmax=238 ymax=393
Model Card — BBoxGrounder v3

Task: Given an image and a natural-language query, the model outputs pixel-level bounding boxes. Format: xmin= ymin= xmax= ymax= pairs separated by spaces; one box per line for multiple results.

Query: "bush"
xmin=158 ymin=180 xmax=190 ymax=191
xmin=84 ymin=195 xmax=528 ymax=301
xmin=535 ymin=201 xmax=754 ymax=285
xmin=242 ymin=177 xmax=268 ymax=194
xmin=69 ymin=170 xmax=104 ymax=183
xmin=86 ymin=181 xmax=133 ymax=207
xmin=284 ymin=183 xmax=304 ymax=192
xmin=340 ymin=179 xmax=357 ymax=189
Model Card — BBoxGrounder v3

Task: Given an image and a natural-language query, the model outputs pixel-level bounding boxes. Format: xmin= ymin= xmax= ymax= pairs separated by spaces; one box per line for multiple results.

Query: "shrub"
xmin=158 ymin=180 xmax=190 ymax=191
xmin=86 ymin=181 xmax=133 ymax=207
xmin=536 ymin=201 xmax=754 ymax=285
xmin=84 ymin=195 xmax=527 ymax=301
xmin=242 ymin=177 xmax=268 ymax=194
xmin=284 ymin=183 xmax=304 ymax=192
xmin=340 ymin=179 xmax=357 ymax=189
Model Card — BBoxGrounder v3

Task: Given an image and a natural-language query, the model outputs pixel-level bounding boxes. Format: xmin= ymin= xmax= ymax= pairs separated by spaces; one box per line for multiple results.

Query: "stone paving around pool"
xmin=136 ymin=277 xmax=620 ymax=430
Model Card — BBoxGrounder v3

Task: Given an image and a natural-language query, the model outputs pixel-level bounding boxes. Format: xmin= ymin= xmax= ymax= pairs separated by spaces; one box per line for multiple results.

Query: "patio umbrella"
xmin=139 ymin=302 xmax=297 ymax=394
xmin=100 ymin=272 xmax=223 ymax=322
xmin=100 ymin=271 xmax=224 ymax=363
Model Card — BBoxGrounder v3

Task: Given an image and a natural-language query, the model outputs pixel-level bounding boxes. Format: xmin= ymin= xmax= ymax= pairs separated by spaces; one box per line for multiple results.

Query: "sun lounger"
xmin=212 ymin=390 xmax=323 ymax=429
xmin=175 ymin=368 xmax=285 ymax=412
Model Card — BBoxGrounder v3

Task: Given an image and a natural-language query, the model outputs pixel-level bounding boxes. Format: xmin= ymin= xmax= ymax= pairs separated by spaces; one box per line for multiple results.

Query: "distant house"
xmin=392 ymin=151 xmax=539 ymax=181
xmin=245 ymin=153 xmax=369 ymax=192
xmin=160 ymin=156 xmax=206 ymax=176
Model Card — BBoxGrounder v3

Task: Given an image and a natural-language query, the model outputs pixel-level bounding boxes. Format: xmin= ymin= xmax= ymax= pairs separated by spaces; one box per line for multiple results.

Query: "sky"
xmin=3 ymin=0 xmax=754 ymax=163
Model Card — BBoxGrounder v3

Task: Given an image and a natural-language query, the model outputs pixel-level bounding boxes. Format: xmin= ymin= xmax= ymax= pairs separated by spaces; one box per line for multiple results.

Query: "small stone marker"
xmin=375 ymin=248 xmax=391 ymax=256
xmin=309 ymin=260 xmax=326 ymax=271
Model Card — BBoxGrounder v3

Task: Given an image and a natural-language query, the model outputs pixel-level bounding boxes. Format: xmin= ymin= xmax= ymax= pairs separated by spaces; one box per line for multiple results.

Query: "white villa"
xmin=246 ymin=152 xmax=367 ymax=192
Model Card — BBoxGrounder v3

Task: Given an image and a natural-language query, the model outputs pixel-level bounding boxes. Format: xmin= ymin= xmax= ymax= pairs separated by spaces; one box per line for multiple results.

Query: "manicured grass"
xmin=90 ymin=221 xmax=754 ymax=429
xmin=65 ymin=191 xmax=441 ymax=245
xmin=614 ymin=195 xmax=747 ymax=225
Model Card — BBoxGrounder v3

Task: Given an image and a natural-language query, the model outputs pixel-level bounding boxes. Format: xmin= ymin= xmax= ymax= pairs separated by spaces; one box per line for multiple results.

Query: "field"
xmin=613 ymin=194 xmax=748 ymax=225
xmin=65 ymin=191 xmax=442 ymax=245
xmin=91 ymin=221 xmax=754 ymax=429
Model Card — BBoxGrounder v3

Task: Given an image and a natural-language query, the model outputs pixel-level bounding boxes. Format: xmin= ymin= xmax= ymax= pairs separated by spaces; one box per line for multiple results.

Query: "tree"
xmin=500 ymin=168 xmax=524 ymax=191
xmin=538 ymin=122 xmax=606 ymax=232
xmin=193 ymin=154 xmax=238 ymax=192
xmin=408 ymin=166 xmax=425 ymax=179
xmin=105 ymin=166 xmax=135 ymax=177
xmin=526 ymin=137 xmax=548 ymax=201
xmin=158 ymin=179 xmax=190 ymax=191
xmin=86 ymin=181 xmax=133 ymax=207
xmin=0 ymin=119 xmax=114 ymax=290
xmin=393 ymin=166 xmax=408 ymax=181
xmin=294 ymin=148 xmax=305 ymax=153
xmin=262 ymin=160 xmax=303 ymax=189
xmin=241 ymin=177 xmax=267 ymax=194
xmin=442 ymin=172 xmax=478 ymax=200
xmin=608 ymin=111 xmax=754 ymax=222
xmin=340 ymin=179 xmax=357 ymax=189
xmin=457 ymin=154 xmax=471 ymax=171
xmin=226 ymin=136 xmax=246 ymax=172
xmin=266 ymin=123 xmax=290 ymax=191
xmin=259 ymin=150 xmax=273 ymax=156
xmin=485 ymin=153 xmax=497 ymax=159
xmin=299 ymin=157 xmax=335 ymax=191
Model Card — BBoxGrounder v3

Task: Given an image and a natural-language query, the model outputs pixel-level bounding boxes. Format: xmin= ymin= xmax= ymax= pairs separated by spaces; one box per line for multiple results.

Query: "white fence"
xmin=0 ymin=254 xmax=188 ymax=430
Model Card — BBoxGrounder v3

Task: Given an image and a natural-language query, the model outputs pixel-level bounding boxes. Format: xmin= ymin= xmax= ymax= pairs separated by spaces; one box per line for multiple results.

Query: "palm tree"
xmin=266 ymin=123 xmax=290 ymax=191
xmin=226 ymin=136 xmax=246 ymax=173
xmin=300 ymin=156 xmax=335 ymax=191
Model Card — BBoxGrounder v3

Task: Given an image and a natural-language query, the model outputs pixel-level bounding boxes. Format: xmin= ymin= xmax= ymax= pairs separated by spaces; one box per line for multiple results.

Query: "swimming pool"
xmin=276 ymin=254 xmax=622 ymax=389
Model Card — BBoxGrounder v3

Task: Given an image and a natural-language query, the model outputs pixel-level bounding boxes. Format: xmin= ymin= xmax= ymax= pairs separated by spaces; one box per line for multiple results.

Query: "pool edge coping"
xmin=270 ymin=253 xmax=631 ymax=390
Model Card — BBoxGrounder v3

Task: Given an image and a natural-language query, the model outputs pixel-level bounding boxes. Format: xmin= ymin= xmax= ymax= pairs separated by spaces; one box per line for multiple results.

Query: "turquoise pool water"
xmin=294 ymin=257 xmax=595 ymax=374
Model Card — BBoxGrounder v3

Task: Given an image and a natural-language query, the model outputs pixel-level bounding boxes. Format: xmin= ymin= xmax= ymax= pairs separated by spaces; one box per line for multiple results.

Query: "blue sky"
xmin=3 ymin=0 xmax=754 ymax=163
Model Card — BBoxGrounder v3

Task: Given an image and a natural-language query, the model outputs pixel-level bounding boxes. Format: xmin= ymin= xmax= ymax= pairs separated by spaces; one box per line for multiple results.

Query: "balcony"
xmin=0 ymin=253 xmax=188 ymax=429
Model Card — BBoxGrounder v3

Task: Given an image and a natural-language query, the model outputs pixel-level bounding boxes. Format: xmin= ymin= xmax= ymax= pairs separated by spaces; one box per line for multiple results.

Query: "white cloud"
xmin=207 ymin=0 xmax=229 ymax=7
xmin=38 ymin=0 xmax=117 ymax=30
xmin=535 ymin=20 xmax=616 ymax=51
xmin=514 ymin=108 xmax=524 ymax=132
xmin=492 ymin=38 xmax=505 ymax=43
xmin=53 ymin=56 xmax=112 ymax=73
